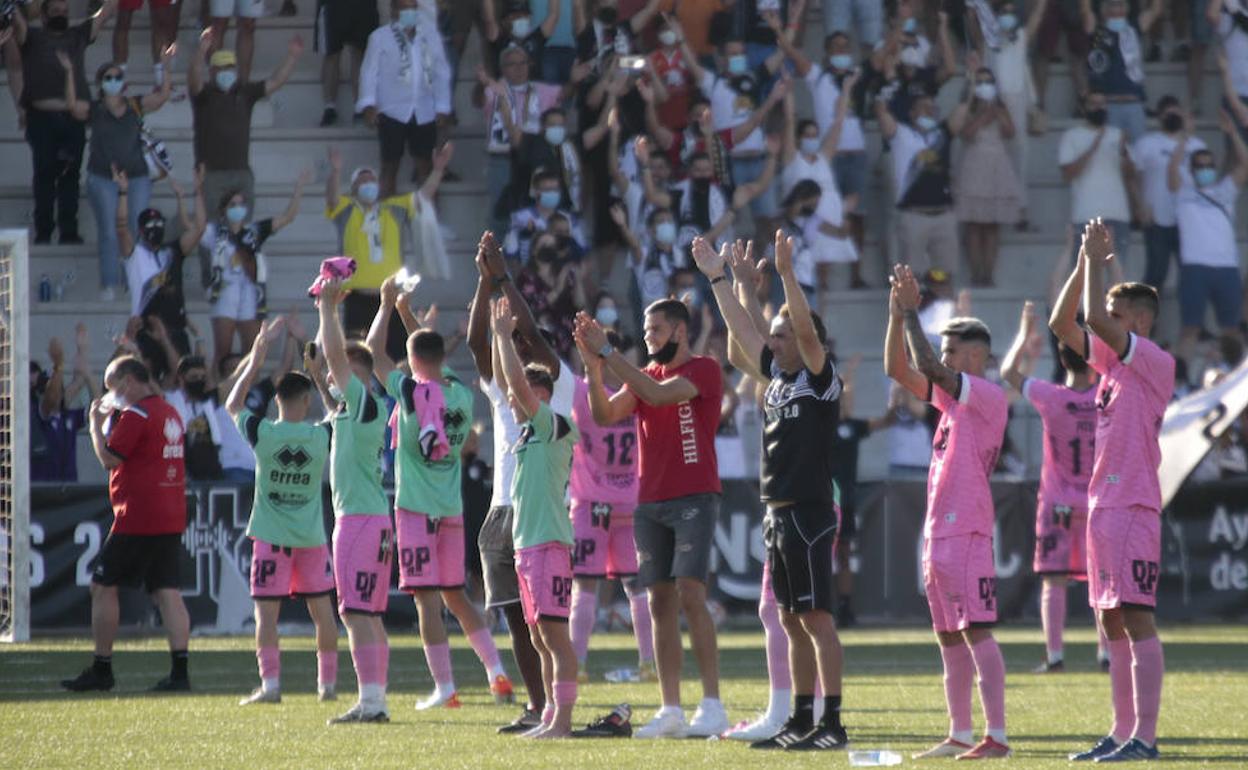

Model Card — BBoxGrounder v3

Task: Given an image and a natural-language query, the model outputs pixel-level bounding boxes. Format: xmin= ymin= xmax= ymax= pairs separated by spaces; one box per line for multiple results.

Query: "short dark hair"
xmin=1108 ymin=282 xmax=1160 ymax=319
xmin=533 ymin=169 xmax=561 ymax=188
xmin=783 ymin=178 xmax=822 ymax=209
xmin=218 ymin=353 xmax=244 ymax=379
xmin=276 ymin=371 xmax=313 ymax=402
xmin=825 ymin=31 xmax=850 ymax=47
xmin=540 ymin=107 xmax=564 ymax=125
xmin=523 ymin=363 xmax=554 ymax=395
xmin=941 ymin=317 xmax=992 ymax=348
xmin=177 ymin=355 xmax=207 ymax=379
xmin=1058 ymin=343 xmax=1088 ymax=374
xmin=645 ymin=297 xmax=691 ymax=327
xmin=346 ymin=342 xmax=374 ymax=372
xmin=218 ymin=188 xmax=245 ymax=214
xmin=1155 ymin=94 xmax=1181 ymax=114
xmin=686 ymin=151 xmax=711 ymax=167
xmin=1190 ymin=149 xmax=1215 ymax=167
xmin=778 ymin=305 xmax=829 ymax=345
xmin=408 ymin=329 xmax=445 ymax=364
xmin=646 ymin=207 xmax=673 ymax=227
xmin=796 ymin=118 xmax=818 ymax=137
xmin=109 ymin=355 xmax=152 ymax=385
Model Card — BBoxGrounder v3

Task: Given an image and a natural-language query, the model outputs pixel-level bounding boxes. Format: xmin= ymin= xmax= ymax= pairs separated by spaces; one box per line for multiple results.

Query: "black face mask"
xmin=534 ymin=248 xmax=558 ymax=264
xmin=46 ymin=14 xmax=70 ymax=31
xmin=1161 ymin=113 xmax=1184 ymax=133
xmin=799 ymin=205 xmax=817 ymax=217
xmin=691 ymin=178 xmax=711 ymax=195
xmin=650 ymin=338 xmax=679 ymax=365
xmin=1086 ymin=108 xmax=1108 ymax=127
xmin=143 ymin=225 xmax=166 ymax=247
xmin=185 ymin=380 xmax=209 ymax=400
xmin=597 ymin=6 xmax=618 ymax=25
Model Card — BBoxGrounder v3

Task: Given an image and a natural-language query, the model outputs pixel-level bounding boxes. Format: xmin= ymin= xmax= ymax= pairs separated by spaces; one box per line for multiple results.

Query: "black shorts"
xmin=839 ymin=503 xmax=858 ymax=541
xmin=764 ymin=502 xmax=839 ymax=614
xmin=633 ymin=493 xmax=720 ymax=589
xmin=378 ymin=114 xmax=436 ymax=165
xmin=315 ymin=0 xmax=379 ymax=55
xmin=92 ymin=532 xmax=183 ymax=592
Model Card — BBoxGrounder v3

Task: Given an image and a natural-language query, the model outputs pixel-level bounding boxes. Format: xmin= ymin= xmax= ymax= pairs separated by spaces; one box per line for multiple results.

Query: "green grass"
xmin=2 ymin=624 xmax=1245 ymax=768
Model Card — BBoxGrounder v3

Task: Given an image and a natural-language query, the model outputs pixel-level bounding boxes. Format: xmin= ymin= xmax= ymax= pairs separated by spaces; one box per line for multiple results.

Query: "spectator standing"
xmin=516 ymin=230 xmax=587 ymax=359
xmin=165 ymin=355 xmax=225 ymax=481
xmin=825 ymin=0 xmax=884 ymax=54
xmin=1080 ymin=0 xmax=1163 ymax=142
xmin=1057 ymin=91 xmax=1136 ymax=268
xmin=482 ymin=0 xmax=563 ymax=83
xmin=872 ymin=5 xmax=957 ymax=124
xmin=61 ymin=46 xmax=174 ymax=301
xmin=31 ymin=328 xmax=99 ymax=483
xmin=1032 ymin=0 xmax=1090 ymax=116
xmin=189 ymin=27 xmax=303 ymax=238
xmin=657 ymin=0 xmax=725 ymax=60
xmin=201 ymin=171 xmax=310 ymax=379
xmin=316 ymin=0 xmax=380 ymax=126
xmin=876 ymin=93 xmax=966 ymax=275
xmin=12 ymin=0 xmax=117 ymax=244
xmin=113 ymin=0 xmax=180 ymax=87
xmin=504 ymin=105 xmax=583 ymax=219
xmin=1210 ymin=0 xmax=1248 ymax=142
xmin=358 ymin=0 xmax=452 ymax=197
xmin=61 ymin=356 xmax=191 ymax=693
xmin=1132 ymin=97 xmax=1205 ymax=290
xmin=325 ymin=142 xmax=452 ymax=360
xmin=503 ymin=169 xmax=587 ymax=264
xmin=534 ymin=0 xmax=578 ymax=82
xmin=1169 ymin=110 xmax=1248 ymax=362
xmin=951 ymin=62 xmax=1021 ymax=287
xmin=647 ymin=14 xmax=693 ymax=134
xmin=207 ymin=0 xmax=266 ymax=83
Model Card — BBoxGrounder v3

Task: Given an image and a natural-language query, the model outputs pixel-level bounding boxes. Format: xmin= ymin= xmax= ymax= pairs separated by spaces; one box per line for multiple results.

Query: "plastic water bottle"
xmin=603 ymin=667 xmax=640 ymax=683
xmin=39 ymin=274 xmax=52 ymax=302
xmin=849 ymin=750 xmax=903 ymax=767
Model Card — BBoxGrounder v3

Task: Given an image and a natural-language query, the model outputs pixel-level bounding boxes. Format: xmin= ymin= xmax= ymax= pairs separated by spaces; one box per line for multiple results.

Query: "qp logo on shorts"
xmin=1131 ymin=560 xmax=1159 ymax=595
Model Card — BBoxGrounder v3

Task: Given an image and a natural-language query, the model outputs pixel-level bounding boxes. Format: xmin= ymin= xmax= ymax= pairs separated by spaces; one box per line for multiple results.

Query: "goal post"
xmin=1 ymin=229 xmax=30 ymax=642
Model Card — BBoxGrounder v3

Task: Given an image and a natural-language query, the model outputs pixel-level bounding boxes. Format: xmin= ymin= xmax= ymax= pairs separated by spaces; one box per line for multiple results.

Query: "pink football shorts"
xmin=515 ymin=542 xmax=574 ymax=627
xmin=923 ymin=533 xmax=998 ymax=633
xmin=1087 ymin=505 xmax=1161 ymax=610
xmin=570 ymin=499 xmax=638 ymax=579
xmin=333 ymin=514 xmax=393 ymax=615
xmin=1033 ymin=501 xmax=1089 ymax=578
xmin=395 ymin=509 xmax=465 ymax=592
xmin=249 ymin=539 xmax=334 ymax=599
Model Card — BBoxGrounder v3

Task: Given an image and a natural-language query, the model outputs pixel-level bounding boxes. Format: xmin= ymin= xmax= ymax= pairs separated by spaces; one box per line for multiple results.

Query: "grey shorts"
xmin=634 ymin=493 xmax=720 ymax=589
xmin=478 ymin=505 xmax=519 ymax=608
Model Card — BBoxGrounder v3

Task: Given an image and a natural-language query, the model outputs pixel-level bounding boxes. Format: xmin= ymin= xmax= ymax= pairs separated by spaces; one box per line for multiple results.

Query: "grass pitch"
xmin=2 ymin=624 xmax=1244 ymax=768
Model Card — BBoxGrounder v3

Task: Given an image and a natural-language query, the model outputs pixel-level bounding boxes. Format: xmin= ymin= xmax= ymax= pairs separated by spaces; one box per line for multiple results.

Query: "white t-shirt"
xmin=482 ymin=359 xmax=575 ymax=508
xmin=1131 ymin=132 xmax=1206 ymax=227
xmin=804 ymin=64 xmax=866 ymax=152
xmin=889 ymin=123 xmax=947 ymax=204
xmin=1218 ymin=13 xmax=1248 ymax=97
xmin=699 ymin=71 xmax=764 ymax=154
xmin=1057 ymin=125 xmax=1131 ymax=223
xmin=782 ymin=153 xmax=844 ymax=226
xmin=216 ymin=404 xmax=256 ymax=471
xmin=986 ymin=31 xmax=1033 ymax=100
xmin=123 ymin=241 xmax=173 ymax=318
xmin=1176 ymin=176 xmax=1242 ymax=268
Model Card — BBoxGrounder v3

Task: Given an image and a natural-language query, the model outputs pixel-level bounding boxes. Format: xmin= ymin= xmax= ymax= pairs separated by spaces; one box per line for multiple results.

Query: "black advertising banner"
xmin=26 ymin=479 xmax=1248 ymax=631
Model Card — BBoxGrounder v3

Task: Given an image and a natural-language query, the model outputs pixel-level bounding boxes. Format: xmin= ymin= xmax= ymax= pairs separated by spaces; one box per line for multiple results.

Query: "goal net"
xmin=0 ymin=229 xmax=30 ymax=642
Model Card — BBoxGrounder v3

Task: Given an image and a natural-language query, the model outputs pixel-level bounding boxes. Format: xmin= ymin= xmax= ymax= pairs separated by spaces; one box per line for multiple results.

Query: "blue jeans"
xmin=1142 ymin=224 xmax=1179 ymax=291
xmin=87 ymin=171 xmax=151 ymax=290
xmin=823 ymin=0 xmax=884 ymax=45
xmin=540 ymin=47 xmax=576 ymax=85
xmin=1106 ymin=101 xmax=1147 ymax=143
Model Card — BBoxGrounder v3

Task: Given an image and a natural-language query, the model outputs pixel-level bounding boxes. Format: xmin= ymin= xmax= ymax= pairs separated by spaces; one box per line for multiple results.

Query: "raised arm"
xmin=1079 ymin=0 xmax=1096 ymax=35
xmin=883 ymin=282 xmax=929 ymax=399
xmin=675 ymin=19 xmax=708 ymax=84
xmin=271 ymin=169 xmax=311 ymax=232
xmin=366 ymin=275 xmax=400 ymax=380
xmin=935 ymin=11 xmax=956 ymax=84
xmin=113 ymin=166 xmax=135 ymax=257
xmin=1219 ymin=52 xmax=1248 ymax=127
xmin=481 ymin=233 xmax=560 ymax=374
xmin=1000 ymin=301 xmax=1037 ymax=392
xmin=39 ymin=338 xmax=66 ymax=419
xmin=1060 ymin=127 xmax=1105 ymax=182
xmin=780 ymin=88 xmax=797 ymax=165
xmin=1048 ymin=230 xmax=1088 ymax=356
xmin=316 ymin=279 xmax=354 ymax=398
xmin=1082 ymin=219 xmax=1128 ymax=357
xmin=176 ymin=165 xmax=209 ymax=255
xmin=139 ymin=43 xmax=176 ymax=112
xmin=56 ymin=51 xmax=89 ymax=120
xmin=1138 ymin=0 xmax=1164 ymax=32
xmin=1167 ymin=132 xmax=1189 ymax=192
xmin=637 ymin=79 xmax=675 ymax=151
xmin=540 ymin=0 xmax=562 ymax=38
xmin=774 ymin=231 xmax=825 ymax=374
xmin=226 ymin=318 xmax=282 ymax=417
xmin=819 ymin=70 xmax=858 ymax=159
xmin=1025 ymin=0 xmax=1052 ymax=41
xmin=731 ymin=76 xmax=787 ymax=146
xmin=325 ymin=145 xmax=342 ymax=212
xmin=492 ymin=298 xmax=539 ymax=418
xmin=608 ymin=203 xmax=644 ymax=266
xmin=874 ymin=95 xmax=899 ymax=140
xmin=691 ymin=237 xmax=765 ymax=380
xmin=90 ymin=0 xmax=118 ymax=40
xmin=1221 ymin=109 xmax=1248 ymax=187
xmin=628 ymin=0 xmax=663 ymax=34
xmin=467 ymin=235 xmax=495 ymax=380
xmin=265 ymin=34 xmax=304 ymax=97
xmin=573 ymin=312 xmax=641 ymax=424
xmin=894 ymin=264 xmax=961 ymax=398
xmin=189 ymin=27 xmax=210 ymax=96
xmin=418 ymin=141 xmax=453 ymax=201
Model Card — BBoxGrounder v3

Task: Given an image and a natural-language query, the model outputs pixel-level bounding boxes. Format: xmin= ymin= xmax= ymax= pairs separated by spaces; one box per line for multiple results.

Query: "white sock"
xmin=153 ymin=62 xmax=165 ymax=86
xmin=987 ymin=728 xmax=1008 ymax=745
xmin=766 ymin=688 xmax=791 ymax=721
xmin=699 ymin=697 xmax=722 ymax=712
xmin=261 ymin=677 xmax=280 ymax=693
xmin=951 ymin=730 xmax=974 ymax=745
xmin=360 ymin=683 xmax=386 ymax=706
xmin=1048 ymin=649 xmax=1064 ymax=665
xmin=488 ymin=662 xmax=507 ymax=679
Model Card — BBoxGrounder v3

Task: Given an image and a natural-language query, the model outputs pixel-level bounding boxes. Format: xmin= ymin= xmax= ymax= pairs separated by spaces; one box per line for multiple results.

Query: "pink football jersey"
xmin=926 ymin=373 xmax=1008 ymax=539
xmin=1086 ymin=333 xmax=1175 ymax=512
xmin=569 ymin=378 xmax=639 ymax=505
xmin=1024 ymin=378 xmax=1098 ymax=509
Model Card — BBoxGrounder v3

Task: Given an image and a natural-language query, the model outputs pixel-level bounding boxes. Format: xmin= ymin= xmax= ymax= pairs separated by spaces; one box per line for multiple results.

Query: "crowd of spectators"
xmin=5 ymin=0 xmax=1248 ymax=484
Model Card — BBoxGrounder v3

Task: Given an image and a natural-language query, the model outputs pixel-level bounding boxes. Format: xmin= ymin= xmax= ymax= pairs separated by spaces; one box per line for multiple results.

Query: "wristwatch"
xmin=597 ymin=342 xmax=614 ymax=359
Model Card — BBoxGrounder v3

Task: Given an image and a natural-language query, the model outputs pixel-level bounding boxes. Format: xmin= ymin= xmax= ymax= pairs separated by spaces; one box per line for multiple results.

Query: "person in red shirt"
xmin=573 ymin=298 xmax=726 ymax=739
xmin=61 ymin=356 xmax=192 ymax=693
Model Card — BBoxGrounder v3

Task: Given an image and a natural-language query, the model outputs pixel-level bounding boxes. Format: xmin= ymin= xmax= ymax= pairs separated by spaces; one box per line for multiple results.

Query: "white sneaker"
xmin=239 ymin=686 xmax=281 ymax=705
xmin=722 ymin=711 xmax=789 ymax=741
xmin=318 ymin=684 xmax=337 ymax=702
xmin=415 ymin=689 xmax=461 ymax=710
xmin=633 ymin=708 xmax=687 ymax=739
xmin=686 ymin=701 xmax=730 ymax=738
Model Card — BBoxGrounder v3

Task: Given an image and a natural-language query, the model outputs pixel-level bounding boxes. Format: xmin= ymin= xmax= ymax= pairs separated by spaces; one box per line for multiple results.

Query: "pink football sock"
xmin=467 ymin=628 xmax=504 ymax=677
xmin=317 ymin=650 xmax=338 ymax=688
xmin=378 ymin=642 xmax=390 ymax=688
xmin=1042 ymin=581 xmax=1066 ymax=661
xmin=1130 ymin=636 xmax=1164 ymax=745
xmin=759 ymin=581 xmax=792 ymax=691
xmin=553 ymin=680 xmax=578 ymax=707
xmin=1107 ymin=636 xmax=1135 ymax=742
xmin=423 ymin=642 xmax=455 ymax=688
xmin=570 ymin=587 xmax=597 ymax=663
xmin=628 ymin=591 xmax=654 ymax=662
xmin=352 ymin=643 xmax=381 ymax=687
xmin=940 ymin=643 xmax=974 ymax=738
xmin=970 ymin=637 xmax=1008 ymax=734
xmin=257 ymin=646 xmax=280 ymax=682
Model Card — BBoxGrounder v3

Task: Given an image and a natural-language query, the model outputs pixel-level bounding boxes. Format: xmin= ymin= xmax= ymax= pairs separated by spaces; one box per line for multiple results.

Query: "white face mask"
xmin=900 ymin=46 xmax=926 ymax=69
xmin=658 ymin=29 xmax=677 ymax=46
xmin=799 ymin=137 xmax=821 ymax=156
xmin=974 ymin=82 xmax=997 ymax=101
